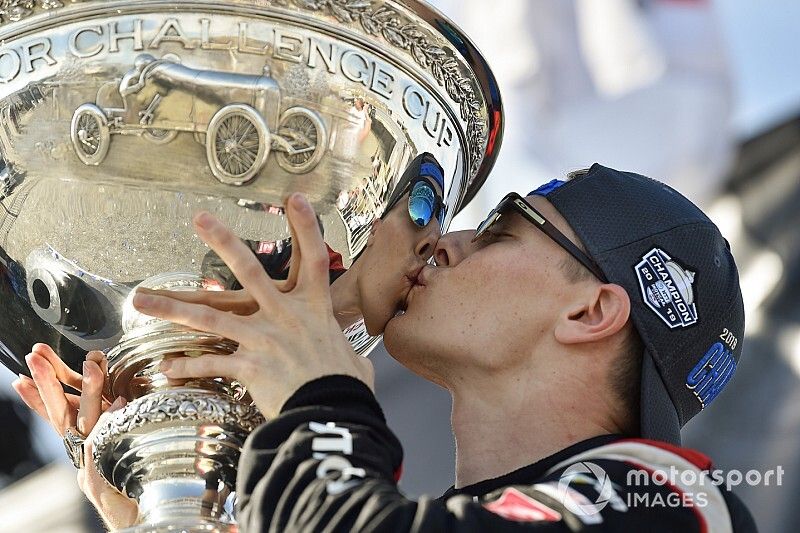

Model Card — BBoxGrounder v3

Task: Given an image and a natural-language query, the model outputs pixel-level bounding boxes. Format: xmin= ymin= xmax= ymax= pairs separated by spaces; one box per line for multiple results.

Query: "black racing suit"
xmin=236 ymin=376 xmax=757 ymax=532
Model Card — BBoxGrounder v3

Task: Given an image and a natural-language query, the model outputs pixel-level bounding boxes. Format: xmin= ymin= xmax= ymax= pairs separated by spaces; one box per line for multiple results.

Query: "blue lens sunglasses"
xmin=385 ymin=160 xmax=446 ymax=228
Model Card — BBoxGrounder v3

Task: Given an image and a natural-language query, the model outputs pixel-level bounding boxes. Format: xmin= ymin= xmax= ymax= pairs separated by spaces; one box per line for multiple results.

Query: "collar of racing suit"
xmin=439 ymin=433 xmax=624 ymax=500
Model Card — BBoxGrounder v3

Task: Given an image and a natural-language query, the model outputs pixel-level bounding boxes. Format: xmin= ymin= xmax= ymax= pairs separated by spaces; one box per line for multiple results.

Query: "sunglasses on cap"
xmin=385 ymin=161 xmax=446 ymax=228
xmin=473 ymin=192 xmax=608 ymax=282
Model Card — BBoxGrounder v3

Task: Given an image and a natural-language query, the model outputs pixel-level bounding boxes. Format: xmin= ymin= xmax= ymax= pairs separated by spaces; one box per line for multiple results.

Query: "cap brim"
xmin=640 ymin=349 xmax=682 ymax=445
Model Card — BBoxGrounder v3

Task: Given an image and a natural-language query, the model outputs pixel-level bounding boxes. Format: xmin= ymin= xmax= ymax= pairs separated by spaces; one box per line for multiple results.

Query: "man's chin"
xmin=383 ymin=310 xmax=402 ymax=338
xmin=383 ymin=309 xmax=415 ymax=347
xmin=383 ymin=314 xmax=448 ymax=388
xmin=361 ymin=306 xmax=403 ymax=336
xmin=361 ymin=314 xmax=385 ymax=337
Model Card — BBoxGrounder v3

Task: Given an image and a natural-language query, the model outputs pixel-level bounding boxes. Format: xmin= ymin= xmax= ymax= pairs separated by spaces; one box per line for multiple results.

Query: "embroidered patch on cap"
xmin=635 ymin=248 xmax=698 ymax=329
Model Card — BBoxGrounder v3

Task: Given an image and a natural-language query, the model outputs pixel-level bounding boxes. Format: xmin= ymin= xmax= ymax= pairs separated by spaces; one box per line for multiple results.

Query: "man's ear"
xmin=554 ymin=284 xmax=631 ymax=345
xmin=366 ymin=218 xmax=382 ymax=247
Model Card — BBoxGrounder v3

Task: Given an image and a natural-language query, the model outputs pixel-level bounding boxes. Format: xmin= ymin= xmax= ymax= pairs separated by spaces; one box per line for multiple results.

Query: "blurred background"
xmin=2 ymin=0 xmax=800 ymax=530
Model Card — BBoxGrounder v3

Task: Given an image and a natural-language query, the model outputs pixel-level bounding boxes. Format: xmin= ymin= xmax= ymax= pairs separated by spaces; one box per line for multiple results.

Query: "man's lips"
xmin=399 ymin=265 xmax=431 ymax=312
xmin=407 ymin=264 xmax=427 ymax=287
xmin=395 ymin=265 xmax=427 ymax=314
xmin=415 ymin=264 xmax=433 ymax=286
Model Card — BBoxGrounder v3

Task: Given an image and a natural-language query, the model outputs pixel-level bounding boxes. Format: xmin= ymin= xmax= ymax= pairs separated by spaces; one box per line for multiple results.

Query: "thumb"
xmin=83 ymin=396 xmax=127 ymax=479
xmin=80 ymin=396 xmax=138 ymax=528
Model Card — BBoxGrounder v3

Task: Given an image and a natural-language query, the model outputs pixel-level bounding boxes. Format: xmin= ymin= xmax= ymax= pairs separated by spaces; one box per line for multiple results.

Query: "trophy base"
xmin=91 ymin=385 xmax=264 ymax=530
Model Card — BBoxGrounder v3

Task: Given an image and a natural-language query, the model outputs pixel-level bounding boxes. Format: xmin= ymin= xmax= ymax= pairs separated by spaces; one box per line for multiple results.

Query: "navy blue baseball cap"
xmin=531 ymin=164 xmax=745 ymax=444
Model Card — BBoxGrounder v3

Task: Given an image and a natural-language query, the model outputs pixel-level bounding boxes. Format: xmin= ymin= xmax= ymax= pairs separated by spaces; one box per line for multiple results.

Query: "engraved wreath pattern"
xmin=0 ymin=0 xmax=63 ymax=23
xmin=0 ymin=0 xmax=489 ymax=177
xmin=276 ymin=0 xmax=489 ymax=176
xmin=92 ymin=390 xmax=265 ymax=466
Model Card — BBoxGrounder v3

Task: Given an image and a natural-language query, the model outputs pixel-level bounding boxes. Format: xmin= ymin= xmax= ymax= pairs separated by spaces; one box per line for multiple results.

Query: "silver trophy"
xmin=0 ymin=1 xmax=502 ymax=530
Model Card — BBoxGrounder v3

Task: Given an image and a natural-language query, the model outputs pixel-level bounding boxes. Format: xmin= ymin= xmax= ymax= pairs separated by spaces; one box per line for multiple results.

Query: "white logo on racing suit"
xmin=310 ymin=421 xmax=366 ymax=495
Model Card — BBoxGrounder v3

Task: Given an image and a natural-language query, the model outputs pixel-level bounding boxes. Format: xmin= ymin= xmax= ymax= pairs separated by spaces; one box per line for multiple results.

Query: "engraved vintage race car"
xmin=70 ymin=54 xmax=327 ymax=184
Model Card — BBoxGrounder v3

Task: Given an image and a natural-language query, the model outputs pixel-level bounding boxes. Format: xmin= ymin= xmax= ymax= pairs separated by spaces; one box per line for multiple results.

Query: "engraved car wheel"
xmin=70 ymin=104 xmax=110 ymax=166
xmin=142 ymin=128 xmax=178 ymax=145
xmin=206 ymin=104 xmax=270 ymax=186
xmin=276 ymin=107 xmax=327 ymax=174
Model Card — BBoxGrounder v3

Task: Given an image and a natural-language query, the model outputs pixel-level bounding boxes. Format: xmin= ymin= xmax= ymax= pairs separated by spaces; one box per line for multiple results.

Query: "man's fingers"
xmin=85 ymin=350 xmax=111 ymax=402
xmin=137 ymin=287 xmax=259 ymax=315
xmin=286 ymin=194 xmax=330 ymax=294
xmin=273 ymin=279 xmax=295 ymax=292
xmin=132 ymin=292 xmax=252 ymax=342
xmin=13 ymin=376 xmax=82 ymax=422
xmin=77 ymin=360 xmax=103 ymax=435
xmin=82 ymin=399 xmax=140 ymax=529
xmin=85 ymin=350 xmax=108 ymax=378
xmin=12 ymin=375 xmax=49 ymax=421
xmin=160 ymin=353 xmax=245 ymax=380
xmin=84 ymin=396 xmax=127 ymax=459
xmin=85 ymin=350 xmax=107 ymax=378
xmin=191 ymin=212 xmax=280 ymax=309
xmin=26 ymin=352 xmax=74 ymax=434
xmin=280 ymin=215 xmax=301 ymax=293
xmin=31 ymin=343 xmax=83 ymax=392
xmin=89 ymin=396 xmax=127 ymax=442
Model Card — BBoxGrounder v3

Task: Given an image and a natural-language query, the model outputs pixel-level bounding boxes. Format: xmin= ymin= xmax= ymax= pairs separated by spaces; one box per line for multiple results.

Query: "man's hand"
xmin=11 ymin=344 xmax=139 ymax=529
xmin=131 ymin=193 xmax=374 ymax=418
xmin=136 ymin=287 xmax=261 ymax=316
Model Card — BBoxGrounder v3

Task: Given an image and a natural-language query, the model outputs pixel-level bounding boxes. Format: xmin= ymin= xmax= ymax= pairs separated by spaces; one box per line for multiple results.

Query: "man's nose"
xmin=415 ymin=223 xmax=440 ymax=261
xmin=433 ymin=230 xmax=475 ymax=267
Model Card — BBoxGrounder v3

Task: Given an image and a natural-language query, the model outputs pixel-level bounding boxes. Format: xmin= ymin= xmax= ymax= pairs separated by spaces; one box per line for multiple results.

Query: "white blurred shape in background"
xmin=437 ymin=0 xmax=736 ymax=234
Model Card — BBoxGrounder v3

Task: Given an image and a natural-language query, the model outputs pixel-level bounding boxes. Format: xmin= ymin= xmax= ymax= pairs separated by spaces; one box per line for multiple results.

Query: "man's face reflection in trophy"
xmin=190 ymin=151 xmax=444 ymax=336
xmin=339 ymin=152 xmax=445 ymax=334
xmin=10 ymin=153 xmax=444 ymax=523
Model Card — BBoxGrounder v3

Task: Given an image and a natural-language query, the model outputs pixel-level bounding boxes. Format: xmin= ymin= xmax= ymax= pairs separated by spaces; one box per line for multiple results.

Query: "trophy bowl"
xmin=0 ymin=1 xmax=502 ymax=530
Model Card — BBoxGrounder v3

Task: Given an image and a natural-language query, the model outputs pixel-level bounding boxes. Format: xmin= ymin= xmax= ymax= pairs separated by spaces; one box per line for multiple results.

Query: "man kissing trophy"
xmin=0 ymin=1 xmax=502 ymax=531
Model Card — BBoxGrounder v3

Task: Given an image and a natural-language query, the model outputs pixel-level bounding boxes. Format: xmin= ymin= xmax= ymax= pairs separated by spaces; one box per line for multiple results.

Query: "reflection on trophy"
xmin=71 ymin=53 xmax=329 ymax=182
xmin=0 ymin=1 xmax=501 ymax=531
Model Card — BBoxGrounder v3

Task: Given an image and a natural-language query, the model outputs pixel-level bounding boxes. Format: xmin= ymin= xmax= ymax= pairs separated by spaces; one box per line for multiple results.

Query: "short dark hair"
xmin=567 ymin=168 xmax=592 ymax=181
xmin=609 ymin=326 xmax=643 ymax=435
xmin=558 ymin=254 xmax=593 ymax=283
xmin=559 ymin=254 xmax=643 ymax=435
xmin=558 ymin=167 xmax=642 ymax=435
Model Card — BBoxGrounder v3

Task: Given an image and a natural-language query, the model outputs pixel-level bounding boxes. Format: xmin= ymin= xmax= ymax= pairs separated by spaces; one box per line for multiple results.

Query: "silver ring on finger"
xmin=63 ymin=427 xmax=86 ymax=469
